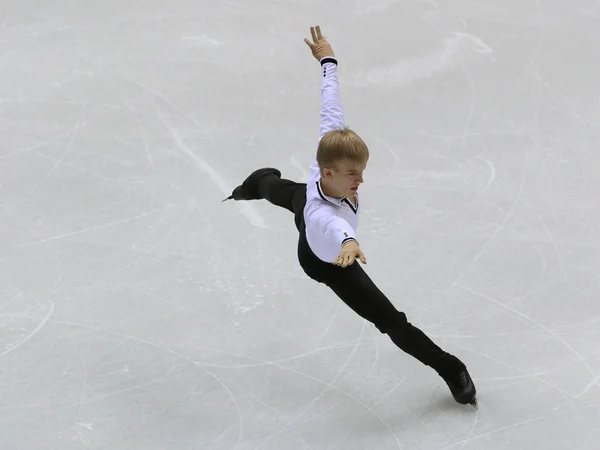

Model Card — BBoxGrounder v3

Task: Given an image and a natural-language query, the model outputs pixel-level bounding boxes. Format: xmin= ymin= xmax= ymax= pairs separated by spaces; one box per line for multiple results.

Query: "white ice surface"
xmin=1 ymin=0 xmax=600 ymax=449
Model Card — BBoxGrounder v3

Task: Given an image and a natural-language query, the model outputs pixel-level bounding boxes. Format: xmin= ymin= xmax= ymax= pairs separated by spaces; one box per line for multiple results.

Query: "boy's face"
xmin=323 ymin=158 xmax=367 ymax=198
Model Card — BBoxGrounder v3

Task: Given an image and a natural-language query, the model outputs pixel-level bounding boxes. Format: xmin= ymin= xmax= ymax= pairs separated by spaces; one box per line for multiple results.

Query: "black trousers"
xmin=257 ymin=175 xmax=459 ymax=376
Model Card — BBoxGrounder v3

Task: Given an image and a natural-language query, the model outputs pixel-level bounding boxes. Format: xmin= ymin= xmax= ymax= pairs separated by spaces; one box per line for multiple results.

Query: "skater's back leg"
xmin=224 ymin=168 xmax=307 ymax=228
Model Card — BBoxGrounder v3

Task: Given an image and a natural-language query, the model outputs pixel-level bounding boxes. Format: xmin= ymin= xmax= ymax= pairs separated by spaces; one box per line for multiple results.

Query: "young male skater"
xmin=224 ymin=26 xmax=477 ymax=407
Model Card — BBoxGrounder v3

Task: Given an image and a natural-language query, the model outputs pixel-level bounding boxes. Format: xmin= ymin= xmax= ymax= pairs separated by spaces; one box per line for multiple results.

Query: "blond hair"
xmin=317 ymin=127 xmax=369 ymax=172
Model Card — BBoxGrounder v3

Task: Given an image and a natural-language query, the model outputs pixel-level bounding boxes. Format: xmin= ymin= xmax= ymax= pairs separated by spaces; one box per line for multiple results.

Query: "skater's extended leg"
xmin=224 ymin=167 xmax=307 ymax=230
xmin=257 ymin=176 xmax=306 ymax=216
xmin=259 ymin=176 xmax=307 ymax=231
xmin=322 ymin=262 xmax=451 ymax=371
xmin=315 ymin=261 xmax=476 ymax=405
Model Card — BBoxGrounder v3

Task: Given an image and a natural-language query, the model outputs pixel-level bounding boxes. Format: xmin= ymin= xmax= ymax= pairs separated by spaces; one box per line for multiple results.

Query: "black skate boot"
xmin=445 ymin=366 xmax=477 ymax=407
xmin=222 ymin=168 xmax=281 ymax=202
xmin=439 ymin=357 xmax=477 ymax=407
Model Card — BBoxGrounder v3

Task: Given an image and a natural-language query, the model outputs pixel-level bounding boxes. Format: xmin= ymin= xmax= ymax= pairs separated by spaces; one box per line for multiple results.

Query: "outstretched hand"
xmin=333 ymin=240 xmax=367 ymax=268
xmin=304 ymin=25 xmax=335 ymax=61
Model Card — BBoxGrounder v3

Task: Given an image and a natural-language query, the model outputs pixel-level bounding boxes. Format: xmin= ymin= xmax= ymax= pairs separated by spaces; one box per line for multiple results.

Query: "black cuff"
xmin=320 ymin=57 xmax=338 ymax=66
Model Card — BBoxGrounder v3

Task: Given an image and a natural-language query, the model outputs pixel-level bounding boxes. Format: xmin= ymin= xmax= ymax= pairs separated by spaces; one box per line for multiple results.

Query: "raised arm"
xmin=304 ymin=26 xmax=345 ymax=142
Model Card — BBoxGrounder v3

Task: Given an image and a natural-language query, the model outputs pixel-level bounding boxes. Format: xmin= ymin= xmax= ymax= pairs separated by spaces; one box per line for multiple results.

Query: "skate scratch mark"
xmin=0 ymin=364 xmax=177 ymax=410
xmin=261 ymin=344 xmax=404 ymax=450
xmin=443 ymin=406 xmax=594 ymax=449
xmin=20 ymin=208 xmax=166 ymax=246
xmin=294 ymin=403 xmax=338 ymax=427
xmin=483 ymin=198 xmax=547 ymax=278
xmin=522 ymin=198 xmax=568 ymax=283
xmin=101 ymin=70 xmax=154 ymax=164
xmin=348 ymin=31 xmax=493 ymax=88
xmin=372 ymin=137 xmax=400 ymax=186
xmin=577 ymin=375 xmax=600 ymax=398
xmin=488 ymin=0 xmax=545 ymax=115
xmin=43 ymin=122 xmax=80 ymax=179
xmin=0 ymin=291 xmax=22 ymax=312
xmin=315 ymin=301 xmax=341 ymax=347
xmin=460 ymin=59 xmax=476 ymax=145
xmin=450 ymin=340 xmax=573 ymax=399
xmin=251 ymin=374 xmax=403 ymax=448
xmin=52 ymin=320 xmax=244 ymax=450
xmin=459 ymin=408 xmax=479 ymax=450
xmin=450 ymin=152 xmax=528 ymax=286
xmin=0 ymin=297 xmax=55 ymax=358
xmin=107 ymin=70 xmax=266 ymax=228
xmin=254 ymin=321 xmax=403 ymax=449
xmin=474 ymin=373 xmax=546 ymax=382
xmin=1 ymin=205 xmax=66 ymax=298
xmin=77 ymin=355 xmax=88 ymax=419
xmin=290 ymin=155 xmax=309 ymax=180
xmin=26 ymin=121 xmax=81 ymax=198
xmin=365 ymin=329 xmax=381 ymax=381
xmin=0 ymin=13 xmax=199 ymax=46
xmin=457 ymin=284 xmax=600 ymax=394
xmin=211 ymin=425 xmax=232 ymax=448
xmin=367 ymin=369 xmax=430 ymax=433
xmin=162 ymin=119 xmax=267 ymax=229
xmin=0 ymin=139 xmax=50 ymax=161
xmin=271 ymin=320 xmax=368 ymax=430
xmin=201 ymin=338 xmax=376 ymax=369
xmin=13 ymin=317 xmax=393 ymax=448
xmin=224 ymin=377 xmax=313 ymax=449
xmin=370 ymin=372 xmax=412 ymax=410
xmin=254 ymin=293 xmax=300 ymax=347
xmin=476 ymin=156 xmax=496 ymax=191
xmin=61 ymin=202 xmax=190 ymax=301
xmin=538 ymin=215 xmax=568 ymax=282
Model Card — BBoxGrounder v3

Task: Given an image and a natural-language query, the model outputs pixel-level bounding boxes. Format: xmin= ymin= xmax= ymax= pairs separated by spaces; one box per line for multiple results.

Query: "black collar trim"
xmin=316 ymin=181 xmax=359 ymax=215
xmin=343 ymin=197 xmax=358 ymax=214
xmin=315 ymin=181 xmax=331 ymax=203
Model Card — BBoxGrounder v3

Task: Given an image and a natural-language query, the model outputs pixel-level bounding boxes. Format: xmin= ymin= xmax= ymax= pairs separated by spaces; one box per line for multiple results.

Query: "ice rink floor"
xmin=2 ymin=0 xmax=600 ymax=448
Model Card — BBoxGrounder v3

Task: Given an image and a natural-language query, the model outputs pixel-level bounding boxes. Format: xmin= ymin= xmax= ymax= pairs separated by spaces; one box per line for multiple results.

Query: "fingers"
xmin=333 ymin=252 xmax=356 ymax=268
xmin=358 ymin=252 xmax=367 ymax=264
xmin=339 ymin=255 xmax=354 ymax=268
xmin=304 ymin=37 xmax=313 ymax=49
xmin=334 ymin=254 xmax=345 ymax=267
xmin=308 ymin=25 xmax=324 ymax=43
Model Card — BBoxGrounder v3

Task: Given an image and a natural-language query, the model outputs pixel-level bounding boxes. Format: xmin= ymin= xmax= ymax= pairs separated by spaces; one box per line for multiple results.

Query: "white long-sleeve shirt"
xmin=303 ymin=57 xmax=361 ymax=263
